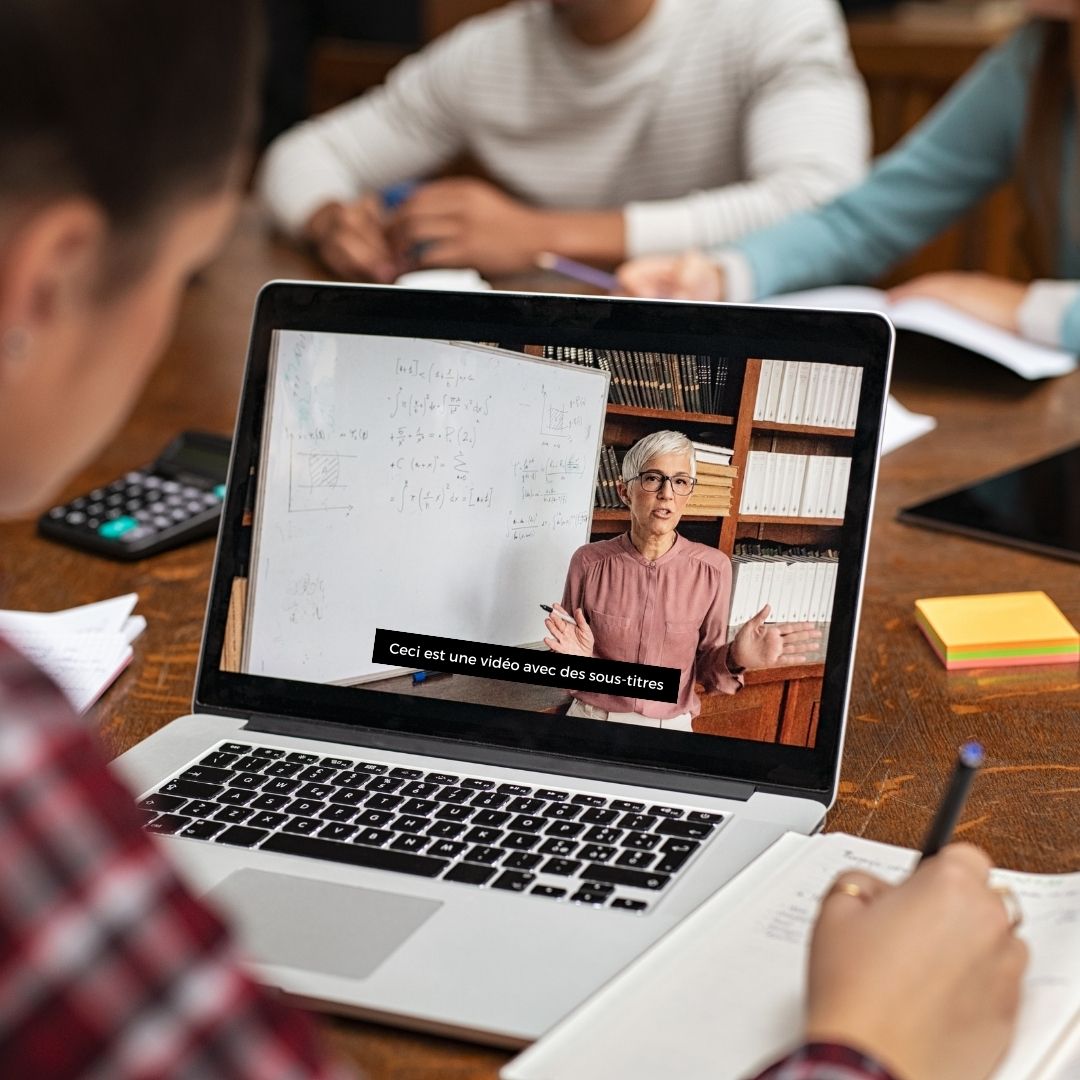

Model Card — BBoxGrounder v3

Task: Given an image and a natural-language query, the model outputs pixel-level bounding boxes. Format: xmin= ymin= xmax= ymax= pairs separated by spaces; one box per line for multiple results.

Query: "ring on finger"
xmin=828 ymin=880 xmax=869 ymax=902
xmin=992 ymin=884 xmax=1023 ymax=930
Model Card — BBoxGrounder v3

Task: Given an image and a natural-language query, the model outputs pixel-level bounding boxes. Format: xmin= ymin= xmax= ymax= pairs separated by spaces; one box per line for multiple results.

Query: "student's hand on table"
xmin=729 ymin=604 xmax=820 ymax=669
xmin=543 ymin=603 xmax=595 ymax=658
xmin=390 ymin=177 xmax=548 ymax=276
xmin=805 ymin=843 xmax=1028 ymax=1080
xmin=888 ymin=272 xmax=1027 ymax=333
xmin=304 ymin=196 xmax=398 ymax=283
xmin=616 ymin=251 xmax=725 ymax=300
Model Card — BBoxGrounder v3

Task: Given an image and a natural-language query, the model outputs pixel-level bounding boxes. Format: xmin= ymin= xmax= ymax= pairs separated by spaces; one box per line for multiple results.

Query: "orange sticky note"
xmin=914 ymin=591 xmax=1079 ymax=670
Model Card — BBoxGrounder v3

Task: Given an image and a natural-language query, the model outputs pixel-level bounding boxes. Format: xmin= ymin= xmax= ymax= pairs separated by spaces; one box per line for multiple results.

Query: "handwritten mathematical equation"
xmin=506 ymin=509 xmax=591 ymax=540
xmin=394 ymin=355 xmax=478 ymax=389
xmin=392 ymin=479 xmax=495 ymax=514
xmin=388 ymin=423 xmax=479 ymax=449
xmin=388 ymin=387 xmax=493 ymax=421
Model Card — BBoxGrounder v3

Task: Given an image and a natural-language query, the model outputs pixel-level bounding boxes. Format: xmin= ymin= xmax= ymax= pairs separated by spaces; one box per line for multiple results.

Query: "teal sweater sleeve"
xmin=735 ymin=24 xmax=1043 ymax=298
xmin=1061 ymin=294 xmax=1080 ymax=351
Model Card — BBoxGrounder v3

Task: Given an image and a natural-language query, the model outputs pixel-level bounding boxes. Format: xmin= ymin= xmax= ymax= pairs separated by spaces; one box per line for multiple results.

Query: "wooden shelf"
xmin=591 ymin=508 xmax=723 ymax=523
xmin=753 ymin=421 xmax=854 ymax=437
xmin=606 ymin=403 xmax=735 ymax=426
xmin=737 ymin=515 xmax=843 ymax=527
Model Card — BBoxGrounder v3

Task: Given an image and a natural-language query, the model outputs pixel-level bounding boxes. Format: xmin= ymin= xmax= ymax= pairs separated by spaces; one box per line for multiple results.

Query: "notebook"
xmin=503 ymin=831 xmax=1080 ymax=1080
xmin=114 ymin=284 xmax=892 ymax=1045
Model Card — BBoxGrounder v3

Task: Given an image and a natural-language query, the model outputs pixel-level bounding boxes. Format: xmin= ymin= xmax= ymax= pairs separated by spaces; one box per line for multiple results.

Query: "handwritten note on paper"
xmin=0 ymin=594 xmax=144 ymax=713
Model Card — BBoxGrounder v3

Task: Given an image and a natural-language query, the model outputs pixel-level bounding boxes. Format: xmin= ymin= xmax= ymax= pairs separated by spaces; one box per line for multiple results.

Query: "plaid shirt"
xmin=0 ymin=636 xmax=354 ymax=1079
xmin=752 ymin=1042 xmax=898 ymax=1080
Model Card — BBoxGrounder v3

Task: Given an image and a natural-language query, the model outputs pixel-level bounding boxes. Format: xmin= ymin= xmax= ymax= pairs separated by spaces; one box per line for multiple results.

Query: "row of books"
xmin=740 ymin=451 xmax=850 ymax=520
xmin=593 ymin=445 xmax=625 ymax=508
xmin=542 ymin=346 xmax=731 ymax=414
xmin=753 ymin=359 xmax=863 ymax=430
xmin=730 ymin=543 xmax=839 ymax=627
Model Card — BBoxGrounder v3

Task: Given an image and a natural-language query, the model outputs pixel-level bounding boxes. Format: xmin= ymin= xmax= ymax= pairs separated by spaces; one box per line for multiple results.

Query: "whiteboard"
xmin=242 ymin=331 xmax=609 ymax=683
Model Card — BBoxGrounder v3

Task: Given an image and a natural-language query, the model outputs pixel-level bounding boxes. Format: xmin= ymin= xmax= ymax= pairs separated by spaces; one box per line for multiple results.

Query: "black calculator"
xmin=38 ymin=431 xmax=231 ymax=560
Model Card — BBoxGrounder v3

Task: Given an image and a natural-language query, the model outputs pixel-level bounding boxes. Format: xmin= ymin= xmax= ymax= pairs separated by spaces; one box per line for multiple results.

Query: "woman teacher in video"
xmin=545 ymin=431 xmax=819 ymax=731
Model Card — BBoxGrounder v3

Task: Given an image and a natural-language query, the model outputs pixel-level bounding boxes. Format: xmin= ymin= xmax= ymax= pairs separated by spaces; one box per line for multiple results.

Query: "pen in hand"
xmin=540 ymin=603 xmax=577 ymax=625
xmin=919 ymin=740 xmax=984 ymax=863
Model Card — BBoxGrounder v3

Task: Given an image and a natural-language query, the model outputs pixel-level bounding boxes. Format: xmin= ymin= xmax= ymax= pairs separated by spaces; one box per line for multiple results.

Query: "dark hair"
xmin=0 ymin=0 xmax=262 ymax=277
xmin=1017 ymin=19 xmax=1074 ymax=278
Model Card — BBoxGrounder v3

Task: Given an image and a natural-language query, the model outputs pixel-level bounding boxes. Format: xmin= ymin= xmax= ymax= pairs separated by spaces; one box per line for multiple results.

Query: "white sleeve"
xmin=624 ymin=0 xmax=870 ymax=256
xmin=255 ymin=25 xmax=477 ymax=236
xmin=1016 ymin=280 xmax=1080 ymax=347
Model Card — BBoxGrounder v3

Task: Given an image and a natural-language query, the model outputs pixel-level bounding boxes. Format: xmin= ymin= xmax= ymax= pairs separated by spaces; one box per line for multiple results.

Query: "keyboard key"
xmin=199 ymin=751 xmax=239 ymax=769
xmin=160 ymin=779 xmax=223 ymax=801
xmin=570 ymin=794 xmax=606 ymax=807
xmin=249 ymin=812 xmax=287 ymax=830
xmin=285 ymin=798 xmax=322 ymax=817
xmin=443 ymin=862 xmax=496 ymax=885
xmin=296 ymin=783 xmax=333 ymax=801
xmin=648 ymin=805 xmax=685 ymax=819
xmin=233 ymin=756 xmax=266 ymax=772
xmin=321 ymin=757 xmax=353 ymax=770
xmin=248 ymin=746 xmax=285 ymax=760
xmin=496 ymin=783 xmax=532 ymax=797
xmin=532 ymin=884 xmax=567 ymax=899
xmin=262 ymin=832 xmax=448 ymax=877
xmin=472 ymin=809 xmax=510 ymax=828
xmin=355 ymin=762 xmax=388 ymax=775
xmin=146 ymin=813 xmax=191 ymax=834
xmin=354 ymin=827 xmax=394 ymax=847
xmin=434 ymin=786 xmax=473 ymax=804
xmin=355 ymin=809 xmax=394 ymax=828
xmin=218 ymin=788 xmax=257 ymax=806
xmin=333 ymin=772 xmax=369 ymax=790
xmin=465 ymin=845 xmax=503 ymax=865
xmin=215 ymin=826 xmax=269 ymax=847
xmin=541 ymin=858 xmax=581 ymax=877
xmin=400 ymin=798 xmax=438 ymax=816
xmin=464 ymin=826 xmax=504 ymax=845
xmin=183 ymin=800 xmax=220 ymax=819
xmin=616 ymin=850 xmax=656 ymax=869
xmin=401 ymin=781 xmax=439 ymax=799
xmin=366 ymin=776 xmax=404 ymax=793
xmin=180 ymin=819 xmax=227 ymax=840
xmin=318 ymin=804 xmax=358 ymax=823
xmin=213 ymin=805 xmax=254 ymax=824
xmin=393 ymin=815 xmax=429 ymax=833
xmin=502 ymin=831 xmax=540 ymax=851
xmin=545 ymin=803 xmax=582 ymax=821
xmin=582 ymin=865 xmax=671 ymax=891
xmin=282 ymin=816 xmax=322 ymax=835
xmin=298 ymin=766 xmax=337 ymax=784
xmin=249 ymin=793 xmax=290 ymax=812
xmin=138 ymin=793 xmax=186 ymax=813
xmin=579 ymin=807 xmax=619 ymax=826
xmin=617 ymin=813 xmax=657 ymax=831
xmin=425 ymin=772 xmax=460 ymax=785
xmin=656 ymin=820 xmax=716 ymax=840
xmin=571 ymin=886 xmax=613 ymax=906
xmin=460 ymin=778 xmax=495 ymax=790
xmin=434 ymin=804 xmax=474 ymax=822
xmin=428 ymin=840 xmax=467 ymax=859
xmin=507 ymin=797 xmax=545 ymax=815
xmin=262 ymin=778 xmax=300 ymax=796
xmin=621 ymin=830 xmax=661 ymax=851
xmin=503 ymin=851 xmax=543 ymax=871
xmin=264 ymin=761 xmax=302 ymax=778
xmin=470 ymin=791 xmax=509 ymax=809
xmin=539 ymin=838 xmax=578 ymax=857
xmin=328 ymin=788 xmax=366 ymax=807
xmin=285 ymin=752 xmax=320 ymax=764
xmin=609 ymin=799 xmax=645 ymax=813
xmin=508 ymin=815 xmax=545 ymax=832
xmin=579 ymin=843 xmax=616 ymax=863
xmin=611 ymin=898 xmax=648 ymax=912
xmin=221 ymin=742 xmax=253 ymax=754
xmin=545 ymin=821 xmax=585 ymax=839
xmin=319 ymin=822 xmax=357 ymax=842
xmin=491 ymin=871 xmax=535 ymax=892
xmin=427 ymin=820 xmax=467 ymax=839
xmin=365 ymin=794 xmax=403 ymax=812
xmin=534 ymin=789 xmax=569 ymax=802
xmin=391 ymin=833 xmax=431 ymax=853
xmin=389 ymin=767 xmax=424 ymax=780
xmin=583 ymin=826 xmax=622 ymax=845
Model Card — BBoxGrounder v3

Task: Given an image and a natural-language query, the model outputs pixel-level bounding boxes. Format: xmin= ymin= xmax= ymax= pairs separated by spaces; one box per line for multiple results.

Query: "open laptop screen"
xmin=198 ymin=284 xmax=892 ymax=800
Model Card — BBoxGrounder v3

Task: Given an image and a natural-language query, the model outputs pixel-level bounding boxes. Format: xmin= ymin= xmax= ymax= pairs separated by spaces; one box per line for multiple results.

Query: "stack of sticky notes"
xmin=914 ymin=591 xmax=1080 ymax=670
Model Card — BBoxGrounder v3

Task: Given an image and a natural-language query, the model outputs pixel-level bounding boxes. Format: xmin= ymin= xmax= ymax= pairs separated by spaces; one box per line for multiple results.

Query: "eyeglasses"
xmin=633 ymin=471 xmax=696 ymax=496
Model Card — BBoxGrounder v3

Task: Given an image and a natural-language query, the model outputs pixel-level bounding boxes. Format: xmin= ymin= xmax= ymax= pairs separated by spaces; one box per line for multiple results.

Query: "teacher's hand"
xmin=543 ymin=603 xmax=595 ymax=658
xmin=887 ymin=271 xmax=1026 ymax=333
xmin=729 ymin=604 xmax=821 ymax=669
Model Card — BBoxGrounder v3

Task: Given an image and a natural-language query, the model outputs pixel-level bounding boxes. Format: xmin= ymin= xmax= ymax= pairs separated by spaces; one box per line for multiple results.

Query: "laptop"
xmin=114 ymin=283 xmax=893 ymax=1047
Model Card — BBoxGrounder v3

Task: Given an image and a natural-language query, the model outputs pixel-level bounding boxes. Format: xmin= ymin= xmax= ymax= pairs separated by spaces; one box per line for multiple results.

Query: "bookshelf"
xmin=591 ymin=355 xmax=852 ymax=746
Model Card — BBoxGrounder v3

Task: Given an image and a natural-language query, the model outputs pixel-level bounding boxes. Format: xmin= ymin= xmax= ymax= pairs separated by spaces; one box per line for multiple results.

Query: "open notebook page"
xmin=503 ymin=832 xmax=1080 ymax=1080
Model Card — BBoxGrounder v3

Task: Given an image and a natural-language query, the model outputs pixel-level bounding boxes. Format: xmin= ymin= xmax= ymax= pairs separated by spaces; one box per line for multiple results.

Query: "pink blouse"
xmin=560 ymin=533 xmax=743 ymax=720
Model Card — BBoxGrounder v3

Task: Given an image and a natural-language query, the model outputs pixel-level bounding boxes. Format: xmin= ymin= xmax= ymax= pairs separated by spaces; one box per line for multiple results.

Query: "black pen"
xmin=918 ymin=741 xmax=984 ymax=863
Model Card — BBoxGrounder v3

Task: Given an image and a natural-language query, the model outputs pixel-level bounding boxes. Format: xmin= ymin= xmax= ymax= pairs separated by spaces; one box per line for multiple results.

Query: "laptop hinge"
xmin=242 ymin=713 xmax=756 ymax=802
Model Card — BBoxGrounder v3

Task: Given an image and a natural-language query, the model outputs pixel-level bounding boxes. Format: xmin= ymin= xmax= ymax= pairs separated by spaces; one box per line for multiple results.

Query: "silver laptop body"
xmin=115 ymin=283 xmax=893 ymax=1046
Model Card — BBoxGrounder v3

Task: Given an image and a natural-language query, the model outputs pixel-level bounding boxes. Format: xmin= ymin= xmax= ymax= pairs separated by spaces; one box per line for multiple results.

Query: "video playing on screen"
xmin=221 ymin=330 xmax=862 ymax=750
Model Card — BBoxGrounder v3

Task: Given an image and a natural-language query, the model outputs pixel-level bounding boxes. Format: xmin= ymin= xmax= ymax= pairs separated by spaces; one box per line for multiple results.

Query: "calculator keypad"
xmin=45 ymin=470 xmax=224 ymax=549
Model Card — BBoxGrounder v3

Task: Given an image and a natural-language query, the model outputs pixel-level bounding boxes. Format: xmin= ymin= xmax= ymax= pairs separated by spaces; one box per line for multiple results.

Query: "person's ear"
xmin=0 ymin=198 xmax=107 ymax=383
xmin=616 ymin=478 xmax=630 ymax=505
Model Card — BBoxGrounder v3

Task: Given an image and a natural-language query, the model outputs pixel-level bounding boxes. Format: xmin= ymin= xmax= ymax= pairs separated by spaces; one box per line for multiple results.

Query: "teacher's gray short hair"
xmin=621 ymin=430 xmax=696 ymax=482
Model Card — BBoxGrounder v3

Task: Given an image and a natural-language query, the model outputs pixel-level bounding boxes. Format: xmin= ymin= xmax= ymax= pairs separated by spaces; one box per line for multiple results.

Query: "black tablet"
xmin=898 ymin=442 xmax=1080 ymax=563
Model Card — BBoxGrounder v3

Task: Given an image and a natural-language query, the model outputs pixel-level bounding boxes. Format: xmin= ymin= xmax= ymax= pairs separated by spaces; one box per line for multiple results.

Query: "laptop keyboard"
xmin=138 ymin=741 xmax=726 ymax=914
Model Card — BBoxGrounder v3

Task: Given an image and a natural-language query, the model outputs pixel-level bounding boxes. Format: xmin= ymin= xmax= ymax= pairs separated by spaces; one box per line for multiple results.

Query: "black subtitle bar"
xmin=372 ymin=628 xmax=679 ymax=704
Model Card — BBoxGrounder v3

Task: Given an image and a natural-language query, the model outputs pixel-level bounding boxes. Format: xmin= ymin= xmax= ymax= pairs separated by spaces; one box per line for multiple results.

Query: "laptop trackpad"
xmin=209 ymin=869 xmax=442 ymax=979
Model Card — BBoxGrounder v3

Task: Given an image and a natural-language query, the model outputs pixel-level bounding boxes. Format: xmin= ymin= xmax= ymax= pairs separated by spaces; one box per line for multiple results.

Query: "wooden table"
xmin=2 ymin=208 xmax=1078 ymax=1078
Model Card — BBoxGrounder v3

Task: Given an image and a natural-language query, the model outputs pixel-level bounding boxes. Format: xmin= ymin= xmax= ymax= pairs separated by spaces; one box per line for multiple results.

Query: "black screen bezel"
xmin=195 ymin=282 xmax=893 ymax=800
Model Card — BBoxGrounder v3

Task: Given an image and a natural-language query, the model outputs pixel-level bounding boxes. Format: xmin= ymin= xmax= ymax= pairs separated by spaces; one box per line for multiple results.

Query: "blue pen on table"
xmin=918 ymin=740 xmax=984 ymax=863
xmin=536 ymin=252 xmax=619 ymax=292
xmin=540 ymin=603 xmax=577 ymax=625
xmin=411 ymin=669 xmax=451 ymax=685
